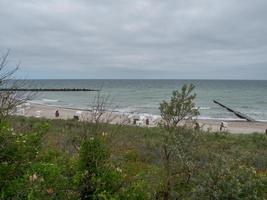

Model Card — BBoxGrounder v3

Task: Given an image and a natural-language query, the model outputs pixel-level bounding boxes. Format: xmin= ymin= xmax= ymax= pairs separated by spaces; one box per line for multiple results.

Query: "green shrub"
xmin=0 ymin=121 xmax=71 ymax=199
xmin=3 ymin=162 xmax=69 ymax=200
xmin=192 ymin=158 xmax=266 ymax=200
xmin=77 ymin=137 xmax=123 ymax=200
xmin=119 ymin=180 xmax=151 ymax=200
xmin=0 ymin=121 xmax=42 ymax=197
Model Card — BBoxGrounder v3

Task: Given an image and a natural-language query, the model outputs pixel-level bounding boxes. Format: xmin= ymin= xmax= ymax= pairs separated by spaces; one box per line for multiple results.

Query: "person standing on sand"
xmin=55 ymin=110 xmax=59 ymax=118
xmin=220 ymin=122 xmax=224 ymax=131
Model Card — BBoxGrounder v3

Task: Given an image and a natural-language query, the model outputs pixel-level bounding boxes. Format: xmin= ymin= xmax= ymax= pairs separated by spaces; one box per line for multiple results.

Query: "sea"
xmin=23 ymin=79 xmax=267 ymax=122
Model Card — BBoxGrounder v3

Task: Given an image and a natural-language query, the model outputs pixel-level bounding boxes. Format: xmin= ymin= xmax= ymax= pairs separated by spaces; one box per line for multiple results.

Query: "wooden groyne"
xmin=213 ymin=100 xmax=255 ymax=122
xmin=0 ymin=88 xmax=100 ymax=92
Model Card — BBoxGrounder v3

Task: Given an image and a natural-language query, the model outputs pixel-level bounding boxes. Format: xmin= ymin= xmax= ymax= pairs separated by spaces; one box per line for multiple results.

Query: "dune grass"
xmin=1 ymin=116 xmax=266 ymax=199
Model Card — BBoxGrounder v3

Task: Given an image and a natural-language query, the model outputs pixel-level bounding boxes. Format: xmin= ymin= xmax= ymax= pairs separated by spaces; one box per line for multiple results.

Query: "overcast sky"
xmin=0 ymin=0 xmax=267 ymax=79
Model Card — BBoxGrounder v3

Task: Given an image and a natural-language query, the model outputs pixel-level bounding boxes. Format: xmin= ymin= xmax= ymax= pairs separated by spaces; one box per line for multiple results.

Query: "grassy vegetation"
xmin=0 ymin=116 xmax=266 ymax=199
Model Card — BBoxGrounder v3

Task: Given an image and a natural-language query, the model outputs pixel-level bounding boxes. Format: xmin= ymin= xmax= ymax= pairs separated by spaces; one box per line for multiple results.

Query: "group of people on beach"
xmin=53 ymin=109 xmax=267 ymax=134
xmin=55 ymin=108 xmax=228 ymax=132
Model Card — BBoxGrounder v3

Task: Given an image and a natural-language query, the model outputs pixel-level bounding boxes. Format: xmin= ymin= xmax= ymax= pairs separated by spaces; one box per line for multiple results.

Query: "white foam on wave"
xmin=257 ymin=119 xmax=267 ymax=122
xmin=127 ymin=111 xmax=160 ymax=119
xmin=114 ymin=109 xmax=256 ymax=122
xmin=198 ymin=107 xmax=211 ymax=110
xmin=28 ymin=100 xmax=45 ymax=105
xmin=42 ymin=98 xmax=60 ymax=103
xmin=115 ymin=107 xmax=137 ymax=113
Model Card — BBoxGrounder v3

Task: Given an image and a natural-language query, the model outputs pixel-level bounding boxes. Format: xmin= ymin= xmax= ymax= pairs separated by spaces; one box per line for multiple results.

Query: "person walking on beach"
xmin=55 ymin=110 xmax=59 ymax=118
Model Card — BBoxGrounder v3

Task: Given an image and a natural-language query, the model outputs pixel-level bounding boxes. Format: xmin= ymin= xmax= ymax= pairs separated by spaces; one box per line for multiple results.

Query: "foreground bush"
xmin=0 ymin=121 xmax=43 ymax=198
xmin=76 ymin=137 xmax=122 ymax=199
xmin=192 ymin=157 xmax=266 ymax=200
xmin=76 ymin=137 xmax=154 ymax=200
xmin=0 ymin=121 xmax=76 ymax=199
xmin=1 ymin=116 xmax=266 ymax=200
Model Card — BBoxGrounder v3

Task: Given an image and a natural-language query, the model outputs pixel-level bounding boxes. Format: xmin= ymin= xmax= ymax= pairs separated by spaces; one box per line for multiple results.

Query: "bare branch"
xmin=0 ymin=50 xmax=32 ymax=122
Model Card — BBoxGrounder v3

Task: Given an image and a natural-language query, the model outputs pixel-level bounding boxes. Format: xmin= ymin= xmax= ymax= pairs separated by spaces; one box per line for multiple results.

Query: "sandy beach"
xmin=15 ymin=103 xmax=267 ymax=134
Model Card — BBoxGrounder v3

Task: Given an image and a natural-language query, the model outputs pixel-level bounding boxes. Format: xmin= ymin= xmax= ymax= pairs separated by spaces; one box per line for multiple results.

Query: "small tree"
xmin=159 ymin=84 xmax=199 ymax=131
xmin=157 ymin=84 xmax=199 ymax=200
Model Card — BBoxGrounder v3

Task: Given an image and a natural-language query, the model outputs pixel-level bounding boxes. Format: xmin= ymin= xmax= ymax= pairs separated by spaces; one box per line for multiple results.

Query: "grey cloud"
xmin=0 ymin=0 xmax=267 ymax=79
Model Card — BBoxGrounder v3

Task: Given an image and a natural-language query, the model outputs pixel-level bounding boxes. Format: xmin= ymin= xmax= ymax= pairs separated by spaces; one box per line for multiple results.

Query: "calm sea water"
xmin=24 ymin=79 xmax=267 ymax=121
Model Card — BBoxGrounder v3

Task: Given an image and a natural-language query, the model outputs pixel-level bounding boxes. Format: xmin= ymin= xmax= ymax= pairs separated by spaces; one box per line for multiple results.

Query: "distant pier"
xmin=0 ymin=88 xmax=100 ymax=92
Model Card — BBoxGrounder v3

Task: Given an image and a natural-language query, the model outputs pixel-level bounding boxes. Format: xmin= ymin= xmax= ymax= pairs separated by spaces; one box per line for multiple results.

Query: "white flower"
xmin=116 ymin=167 xmax=122 ymax=173
xmin=102 ymin=132 xmax=108 ymax=136
xmin=29 ymin=173 xmax=38 ymax=183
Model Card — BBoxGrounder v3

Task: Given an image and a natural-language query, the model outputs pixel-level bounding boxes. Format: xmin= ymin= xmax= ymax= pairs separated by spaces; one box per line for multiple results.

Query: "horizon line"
xmin=13 ymin=78 xmax=267 ymax=81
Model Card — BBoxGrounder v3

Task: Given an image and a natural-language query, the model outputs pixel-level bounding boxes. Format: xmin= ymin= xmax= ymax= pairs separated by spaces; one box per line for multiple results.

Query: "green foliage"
xmin=0 ymin=121 xmax=76 ymax=199
xmin=32 ymin=121 xmax=51 ymax=135
xmin=3 ymin=162 xmax=70 ymax=200
xmin=1 ymin=115 xmax=266 ymax=200
xmin=157 ymin=84 xmax=200 ymax=199
xmin=192 ymin=157 xmax=266 ymax=200
xmin=77 ymin=137 xmax=123 ymax=200
xmin=79 ymin=137 xmax=110 ymax=172
xmin=159 ymin=84 xmax=199 ymax=130
xmin=0 ymin=121 xmax=43 ymax=196
xmin=119 ymin=180 xmax=151 ymax=200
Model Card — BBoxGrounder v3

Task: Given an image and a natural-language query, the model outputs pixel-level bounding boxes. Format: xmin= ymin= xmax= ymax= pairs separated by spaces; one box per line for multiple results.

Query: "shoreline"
xmin=15 ymin=102 xmax=267 ymax=134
